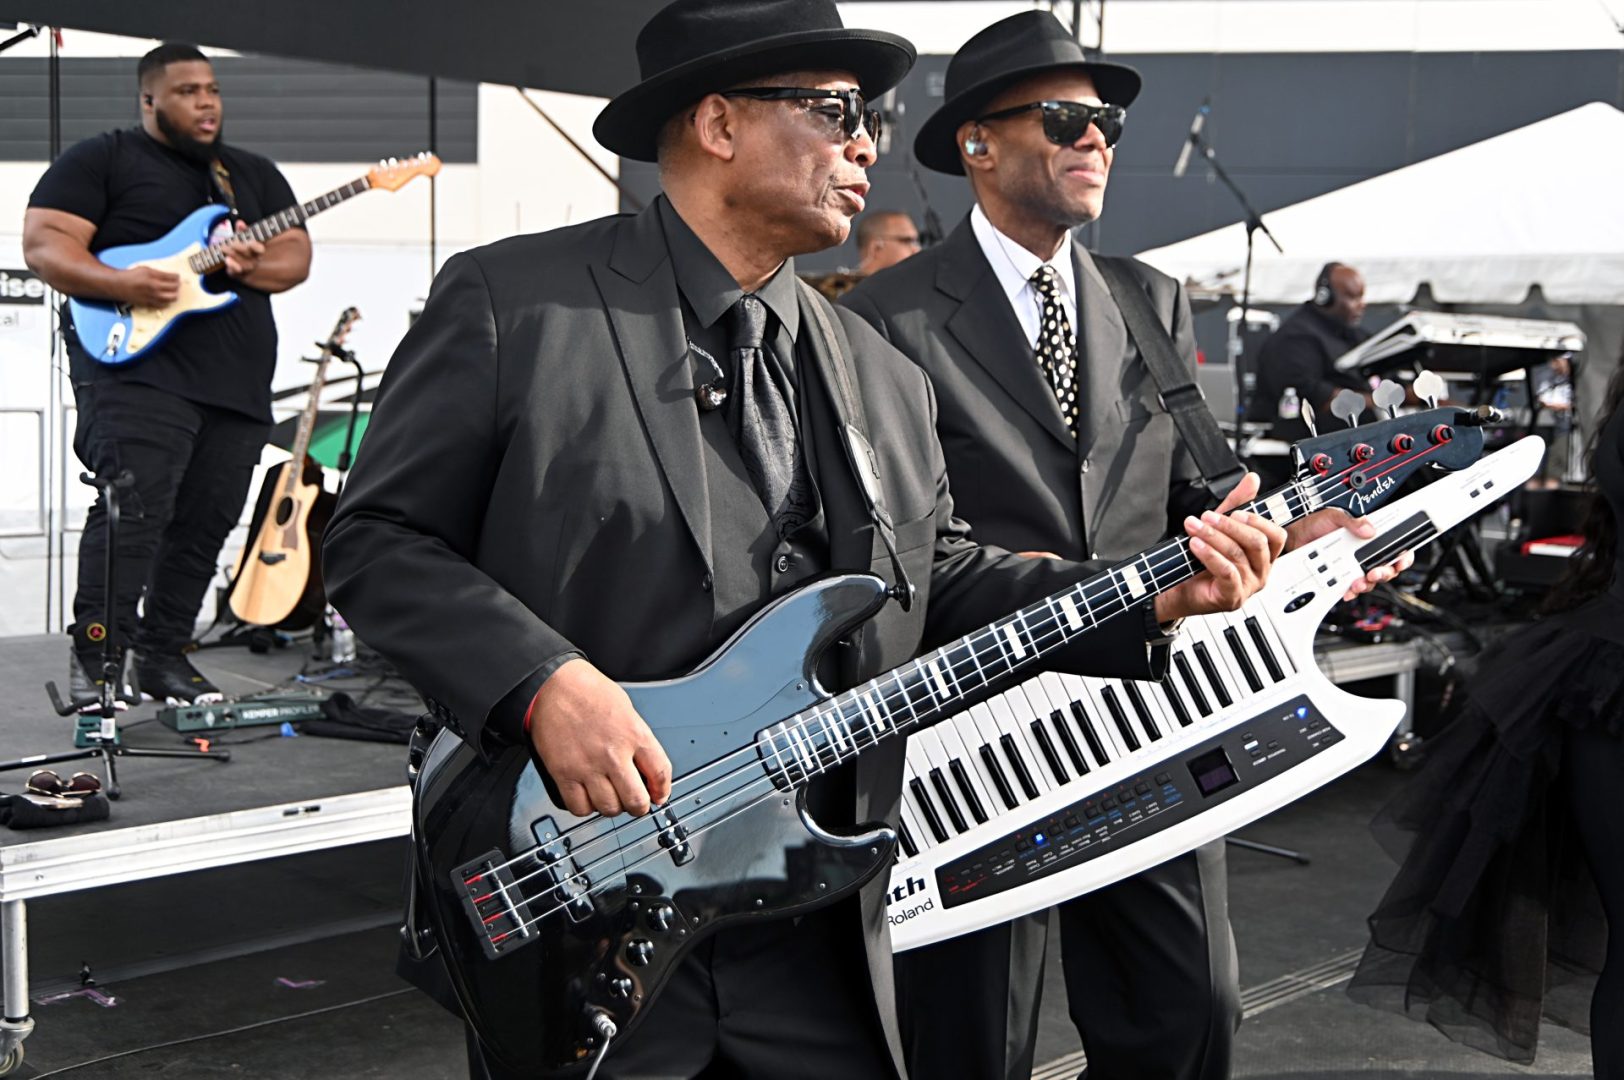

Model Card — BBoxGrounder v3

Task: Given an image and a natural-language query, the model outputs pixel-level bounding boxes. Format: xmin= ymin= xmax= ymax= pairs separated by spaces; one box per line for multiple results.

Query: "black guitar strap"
xmin=1093 ymin=256 xmax=1246 ymax=503
xmin=796 ymin=279 xmax=915 ymax=611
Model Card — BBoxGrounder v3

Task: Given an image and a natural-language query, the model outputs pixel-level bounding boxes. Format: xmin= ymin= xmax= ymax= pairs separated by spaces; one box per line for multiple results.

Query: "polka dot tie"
xmin=1030 ymin=265 xmax=1079 ymax=439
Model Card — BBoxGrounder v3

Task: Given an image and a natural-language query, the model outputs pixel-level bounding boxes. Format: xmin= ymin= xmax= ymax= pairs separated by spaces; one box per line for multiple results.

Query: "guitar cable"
xmin=583 ymin=1011 xmax=618 ymax=1080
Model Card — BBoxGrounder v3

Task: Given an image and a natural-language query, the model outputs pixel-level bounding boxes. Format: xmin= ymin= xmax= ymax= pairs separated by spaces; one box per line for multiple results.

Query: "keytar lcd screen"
xmin=1187 ymin=747 xmax=1240 ymax=798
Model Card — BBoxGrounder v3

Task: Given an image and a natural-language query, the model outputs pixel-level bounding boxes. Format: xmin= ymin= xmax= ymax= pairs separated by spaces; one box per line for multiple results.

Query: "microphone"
xmin=1173 ymin=99 xmax=1210 ymax=178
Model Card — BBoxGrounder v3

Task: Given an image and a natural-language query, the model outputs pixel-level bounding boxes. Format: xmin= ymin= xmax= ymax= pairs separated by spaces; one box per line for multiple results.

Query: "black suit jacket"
xmin=843 ymin=215 xmax=1211 ymax=564
xmin=321 ymin=201 xmax=1162 ymax=1073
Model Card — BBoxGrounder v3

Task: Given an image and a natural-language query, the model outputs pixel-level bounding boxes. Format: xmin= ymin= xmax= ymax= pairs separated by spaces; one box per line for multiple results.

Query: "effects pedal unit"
xmin=158 ymin=694 xmax=329 ymax=732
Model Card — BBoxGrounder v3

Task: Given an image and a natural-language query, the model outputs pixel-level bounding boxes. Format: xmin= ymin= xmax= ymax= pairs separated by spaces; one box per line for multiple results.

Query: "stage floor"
xmin=0 ymin=632 xmax=1596 ymax=1078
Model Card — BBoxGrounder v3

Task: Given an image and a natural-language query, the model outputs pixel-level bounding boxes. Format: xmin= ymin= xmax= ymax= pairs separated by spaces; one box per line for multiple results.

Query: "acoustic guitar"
xmin=228 ymin=307 xmax=359 ymax=630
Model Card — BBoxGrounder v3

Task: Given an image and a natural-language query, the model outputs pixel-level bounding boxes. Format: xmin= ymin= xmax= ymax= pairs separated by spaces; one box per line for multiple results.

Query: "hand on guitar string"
xmin=222 ymin=220 xmax=266 ymax=279
xmin=1154 ymin=471 xmax=1287 ymax=623
xmin=119 ymin=265 xmax=181 ymax=308
xmin=1285 ymin=509 xmax=1415 ymax=602
xmin=528 ymin=657 xmax=673 ymax=818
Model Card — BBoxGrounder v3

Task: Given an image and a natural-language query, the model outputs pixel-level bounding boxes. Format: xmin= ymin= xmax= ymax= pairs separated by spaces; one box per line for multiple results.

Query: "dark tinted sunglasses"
xmin=974 ymin=100 xmax=1127 ymax=149
xmin=26 ymin=769 xmax=102 ymax=798
xmin=721 ymin=87 xmax=883 ymax=145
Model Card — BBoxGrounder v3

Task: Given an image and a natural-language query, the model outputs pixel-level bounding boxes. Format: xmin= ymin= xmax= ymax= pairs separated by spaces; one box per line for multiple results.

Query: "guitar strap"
xmin=796 ymin=279 xmax=915 ymax=611
xmin=1093 ymin=256 xmax=1246 ymax=503
xmin=209 ymin=158 xmax=241 ymax=223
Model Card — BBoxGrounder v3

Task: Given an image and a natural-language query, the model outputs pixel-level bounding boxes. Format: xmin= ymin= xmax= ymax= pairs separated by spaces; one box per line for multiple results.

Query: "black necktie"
xmin=726 ymin=294 xmax=812 ymax=537
xmin=1031 ymin=265 xmax=1080 ymax=439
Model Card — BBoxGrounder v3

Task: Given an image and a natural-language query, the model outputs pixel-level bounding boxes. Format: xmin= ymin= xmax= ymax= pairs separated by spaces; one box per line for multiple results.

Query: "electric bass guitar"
xmin=413 ymin=404 xmax=1494 ymax=1076
xmin=70 ymin=153 xmax=438 ymax=365
xmin=228 ymin=307 xmax=359 ymax=630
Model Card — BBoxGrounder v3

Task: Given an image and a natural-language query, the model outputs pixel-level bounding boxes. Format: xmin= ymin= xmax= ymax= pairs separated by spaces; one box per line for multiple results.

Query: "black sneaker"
xmin=69 ymin=648 xmax=136 ymax=712
xmin=134 ymin=651 xmax=225 ymax=706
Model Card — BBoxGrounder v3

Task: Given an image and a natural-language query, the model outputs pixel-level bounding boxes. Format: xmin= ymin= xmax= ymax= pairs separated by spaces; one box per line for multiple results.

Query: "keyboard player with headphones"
xmin=1244 ymin=262 xmax=1375 ymax=441
xmin=842 ymin=14 xmax=1409 ymax=1080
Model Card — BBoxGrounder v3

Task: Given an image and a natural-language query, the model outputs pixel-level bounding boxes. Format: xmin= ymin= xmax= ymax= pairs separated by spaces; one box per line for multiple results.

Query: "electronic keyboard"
xmin=885 ymin=436 xmax=1543 ymax=952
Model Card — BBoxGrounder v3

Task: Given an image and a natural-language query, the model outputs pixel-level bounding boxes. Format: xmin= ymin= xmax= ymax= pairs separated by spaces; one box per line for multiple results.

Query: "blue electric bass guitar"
xmin=69 ymin=152 xmax=439 ymax=365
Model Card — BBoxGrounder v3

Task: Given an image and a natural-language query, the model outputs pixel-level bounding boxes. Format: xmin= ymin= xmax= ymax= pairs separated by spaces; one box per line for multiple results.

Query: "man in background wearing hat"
xmin=844 ymin=11 xmax=1406 ymax=1080
xmin=323 ymin=1 xmax=1292 ymax=1077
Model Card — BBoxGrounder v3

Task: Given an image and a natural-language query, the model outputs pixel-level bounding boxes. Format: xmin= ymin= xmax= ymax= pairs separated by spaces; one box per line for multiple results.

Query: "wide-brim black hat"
xmin=915 ymin=11 xmax=1142 ymax=175
xmin=594 ymin=0 xmax=916 ymax=163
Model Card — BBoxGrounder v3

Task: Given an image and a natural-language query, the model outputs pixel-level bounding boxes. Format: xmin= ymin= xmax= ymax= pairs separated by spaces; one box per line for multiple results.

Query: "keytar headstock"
xmin=1292 ymin=404 xmax=1500 ymax=519
xmin=366 ymin=152 xmax=442 ymax=192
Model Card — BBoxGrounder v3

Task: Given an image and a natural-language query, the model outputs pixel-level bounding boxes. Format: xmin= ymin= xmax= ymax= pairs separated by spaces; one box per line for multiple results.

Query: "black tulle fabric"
xmin=1347 ymin=613 xmax=1621 ymax=1064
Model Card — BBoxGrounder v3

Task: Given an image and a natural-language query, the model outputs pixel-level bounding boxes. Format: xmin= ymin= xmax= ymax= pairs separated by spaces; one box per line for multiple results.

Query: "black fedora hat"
xmin=915 ymin=11 xmax=1141 ymax=175
xmin=594 ymin=0 xmax=916 ymax=163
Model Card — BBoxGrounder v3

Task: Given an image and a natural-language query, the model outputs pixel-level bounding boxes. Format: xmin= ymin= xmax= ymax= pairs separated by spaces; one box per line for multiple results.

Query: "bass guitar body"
xmin=413 ymin=574 xmax=899 ymax=1076
xmin=230 ymin=456 xmax=334 ymax=630
xmin=68 ymin=205 xmax=238 ymax=365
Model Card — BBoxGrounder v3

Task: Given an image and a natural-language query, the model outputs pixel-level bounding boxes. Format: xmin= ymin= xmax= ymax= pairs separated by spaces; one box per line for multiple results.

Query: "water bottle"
xmin=1278 ymin=385 xmax=1301 ymax=421
xmin=329 ymin=608 xmax=357 ymax=664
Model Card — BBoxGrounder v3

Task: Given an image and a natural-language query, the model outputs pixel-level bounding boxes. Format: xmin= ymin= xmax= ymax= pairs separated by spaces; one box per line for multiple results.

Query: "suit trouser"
xmin=70 ymin=380 xmax=268 ymax=656
xmin=896 ymin=840 xmax=1240 ymax=1080
xmin=468 ymin=898 xmax=897 ymax=1080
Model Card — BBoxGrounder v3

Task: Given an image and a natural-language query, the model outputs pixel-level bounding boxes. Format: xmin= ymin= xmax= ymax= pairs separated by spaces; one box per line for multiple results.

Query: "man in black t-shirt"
xmin=23 ymin=42 xmax=311 ymax=706
xmin=1245 ymin=262 xmax=1373 ymax=440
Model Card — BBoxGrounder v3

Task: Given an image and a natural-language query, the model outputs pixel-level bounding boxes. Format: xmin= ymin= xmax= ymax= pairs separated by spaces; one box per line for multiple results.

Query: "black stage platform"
xmin=0 ymin=633 xmax=1596 ymax=1078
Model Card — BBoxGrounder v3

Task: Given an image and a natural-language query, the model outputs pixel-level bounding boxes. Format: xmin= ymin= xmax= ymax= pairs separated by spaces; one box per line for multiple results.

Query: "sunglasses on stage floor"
xmin=974 ymin=100 xmax=1127 ymax=149
xmin=721 ymin=87 xmax=883 ymax=145
xmin=26 ymin=769 xmax=103 ymax=798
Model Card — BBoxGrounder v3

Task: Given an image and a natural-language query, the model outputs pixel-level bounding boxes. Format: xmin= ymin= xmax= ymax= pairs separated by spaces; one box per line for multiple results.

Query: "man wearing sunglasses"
xmin=844 ymin=10 xmax=1409 ymax=1080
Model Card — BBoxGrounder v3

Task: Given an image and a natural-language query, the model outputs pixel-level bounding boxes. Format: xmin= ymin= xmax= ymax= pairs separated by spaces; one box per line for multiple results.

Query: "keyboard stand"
xmin=1226 ymin=836 xmax=1309 ymax=864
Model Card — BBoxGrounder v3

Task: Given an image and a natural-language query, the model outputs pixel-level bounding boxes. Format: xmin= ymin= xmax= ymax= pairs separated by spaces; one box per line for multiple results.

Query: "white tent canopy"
xmin=1137 ymin=102 xmax=1624 ymax=306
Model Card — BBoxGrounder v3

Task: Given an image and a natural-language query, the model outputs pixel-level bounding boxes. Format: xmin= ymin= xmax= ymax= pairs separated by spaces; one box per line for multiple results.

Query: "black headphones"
xmin=1312 ymin=263 xmax=1338 ymax=307
xmin=143 ymin=94 xmax=153 ymax=105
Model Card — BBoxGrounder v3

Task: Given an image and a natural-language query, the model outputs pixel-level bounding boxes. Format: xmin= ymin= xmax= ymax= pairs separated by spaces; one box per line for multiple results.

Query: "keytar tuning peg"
xmin=1373 ymin=379 xmax=1406 ymax=419
xmin=1413 ymin=370 xmax=1447 ymax=410
xmin=1300 ymin=399 xmax=1319 ymax=437
xmin=1330 ymin=388 xmax=1365 ymax=428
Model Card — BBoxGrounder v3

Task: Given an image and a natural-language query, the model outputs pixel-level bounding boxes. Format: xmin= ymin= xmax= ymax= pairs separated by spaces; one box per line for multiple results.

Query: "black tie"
xmin=726 ymin=294 xmax=812 ymax=537
xmin=1031 ymin=265 xmax=1080 ymax=439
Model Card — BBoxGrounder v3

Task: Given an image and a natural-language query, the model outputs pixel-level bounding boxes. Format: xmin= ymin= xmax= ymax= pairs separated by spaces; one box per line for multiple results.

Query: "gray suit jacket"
xmin=843 ymin=215 xmax=1212 ymax=564
xmin=322 ymin=201 xmax=1163 ymax=1074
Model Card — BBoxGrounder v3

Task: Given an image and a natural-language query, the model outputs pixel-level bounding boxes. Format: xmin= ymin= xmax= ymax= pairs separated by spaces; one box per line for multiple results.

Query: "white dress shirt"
xmin=969 ymin=203 xmax=1079 ymax=351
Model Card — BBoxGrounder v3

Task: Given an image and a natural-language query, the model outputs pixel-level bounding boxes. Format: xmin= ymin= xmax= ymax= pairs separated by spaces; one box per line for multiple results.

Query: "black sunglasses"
xmin=26 ymin=769 xmax=103 ymax=798
xmin=720 ymin=87 xmax=883 ymax=145
xmin=974 ymin=100 xmax=1127 ymax=149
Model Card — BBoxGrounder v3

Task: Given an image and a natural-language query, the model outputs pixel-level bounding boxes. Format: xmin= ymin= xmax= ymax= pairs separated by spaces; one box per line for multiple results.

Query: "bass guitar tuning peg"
xmin=1299 ymin=399 xmax=1318 ymax=437
xmin=1373 ymin=379 xmax=1405 ymax=419
xmin=1413 ymin=370 xmax=1447 ymax=410
xmin=1330 ymin=388 xmax=1365 ymax=428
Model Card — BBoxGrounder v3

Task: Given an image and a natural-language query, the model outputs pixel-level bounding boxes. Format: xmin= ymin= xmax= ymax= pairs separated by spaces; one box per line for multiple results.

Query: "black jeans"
xmin=71 ymin=380 xmax=268 ymax=656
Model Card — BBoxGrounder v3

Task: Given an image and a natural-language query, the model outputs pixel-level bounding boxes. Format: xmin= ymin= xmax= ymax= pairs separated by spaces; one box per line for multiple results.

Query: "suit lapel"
xmin=589 ymin=205 xmax=712 ymax=568
xmin=938 ymin=218 xmax=1076 ymax=452
xmin=1072 ymin=241 xmax=1130 ymax=461
xmin=795 ymin=287 xmax=877 ymax=577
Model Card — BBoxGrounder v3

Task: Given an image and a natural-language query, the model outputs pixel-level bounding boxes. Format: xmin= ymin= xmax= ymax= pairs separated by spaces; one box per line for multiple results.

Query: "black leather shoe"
xmin=69 ymin=648 xmax=136 ymax=712
xmin=133 ymin=651 xmax=225 ymax=706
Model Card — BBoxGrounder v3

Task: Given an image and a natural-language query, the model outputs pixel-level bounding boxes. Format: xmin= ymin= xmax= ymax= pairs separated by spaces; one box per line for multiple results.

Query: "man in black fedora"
xmin=325 ymin=0 xmax=1294 ymax=1076
xmin=844 ymin=10 xmax=1406 ymax=1080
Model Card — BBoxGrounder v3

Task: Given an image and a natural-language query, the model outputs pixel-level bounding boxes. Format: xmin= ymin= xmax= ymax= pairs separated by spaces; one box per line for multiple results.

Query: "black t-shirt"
xmin=28 ymin=127 xmax=302 ymax=422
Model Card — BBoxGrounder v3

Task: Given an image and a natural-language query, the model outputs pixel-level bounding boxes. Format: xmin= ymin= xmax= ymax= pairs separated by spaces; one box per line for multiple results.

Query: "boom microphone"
xmin=1173 ymin=99 xmax=1210 ymax=178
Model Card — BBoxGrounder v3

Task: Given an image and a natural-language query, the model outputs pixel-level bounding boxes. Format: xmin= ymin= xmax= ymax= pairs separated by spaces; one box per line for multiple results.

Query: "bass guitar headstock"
xmin=1291 ymin=379 xmax=1499 ymax=518
xmin=367 ymin=152 xmax=442 ymax=191
xmin=321 ymin=306 xmax=361 ymax=356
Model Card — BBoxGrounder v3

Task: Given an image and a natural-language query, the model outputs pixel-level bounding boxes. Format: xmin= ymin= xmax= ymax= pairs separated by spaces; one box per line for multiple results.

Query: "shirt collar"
xmin=970 ymin=203 xmax=1077 ymax=309
xmin=657 ymin=195 xmax=800 ymax=342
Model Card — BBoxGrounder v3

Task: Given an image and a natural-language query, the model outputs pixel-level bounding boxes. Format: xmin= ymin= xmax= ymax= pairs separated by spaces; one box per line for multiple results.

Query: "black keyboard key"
xmin=898 ymin=819 xmax=918 ymax=858
xmin=999 ymin=733 xmax=1040 ymax=800
xmin=1068 ymin=701 xmax=1111 ymax=766
xmin=1122 ymin=682 xmax=1161 ymax=741
xmin=1029 ymin=719 xmax=1068 ymax=784
xmin=1246 ymin=616 xmax=1285 ymax=681
xmin=1193 ymin=641 xmax=1233 ymax=708
xmin=1050 ymin=709 xmax=1090 ymax=775
xmin=949 ymin=759 xmax=988 ymax=824
xmin=1099 ymin=686 xmax=1141 ymax=752
xmin=909 ymin=778 xmax=948 ymax=843
xmin=1160 ymin=677 xmax=1193 ymax=728
xmin=1223 ymin=627 xmax=1263 ymax=692
xmin=1175 ymin=653 xmax=1212 ymax=716
xmin=928 ymin=768 xmax=968 ymax=834
xmin=979 ymin=745 xmax=1019 ymax=810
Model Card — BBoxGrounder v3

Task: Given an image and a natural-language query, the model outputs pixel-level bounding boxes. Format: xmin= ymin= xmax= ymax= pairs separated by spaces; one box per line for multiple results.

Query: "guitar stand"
xmin=0 ymin=471 xmax=230 ymax=801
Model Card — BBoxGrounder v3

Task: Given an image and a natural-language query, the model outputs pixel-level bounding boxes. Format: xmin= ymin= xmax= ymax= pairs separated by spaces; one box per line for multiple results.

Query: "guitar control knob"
xmin=1431 ymin=424 xmax=1454 ymax=444
xmin=1310 ymin=453 xmax=1333 ymax=476
xmin=608 ymin=976 xmax=634 ymax=1000
xmin=1390 ymin=433 xmax=1415 ymax=453
xmin=626 ymin=939 xmax=654 ymax=967
xmin=1351 ymin=443 xmax=1374 ymax=463
xmin=648 ymin=904 xmax=676 ymax=932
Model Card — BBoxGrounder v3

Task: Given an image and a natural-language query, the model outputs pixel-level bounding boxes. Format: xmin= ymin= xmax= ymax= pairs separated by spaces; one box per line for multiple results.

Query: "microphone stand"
xmin=1187 ymin=132 xmax=1284 ymax=453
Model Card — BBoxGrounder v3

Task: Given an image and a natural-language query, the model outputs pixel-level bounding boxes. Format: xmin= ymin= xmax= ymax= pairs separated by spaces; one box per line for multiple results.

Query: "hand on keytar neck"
xmin=1286 ymin=509 xmax=1415 ymax=602
xmin=1154 ymin=472 xmax=1287 ymax=624
xmin=529 ymin=658 xmax=673 ymax=818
